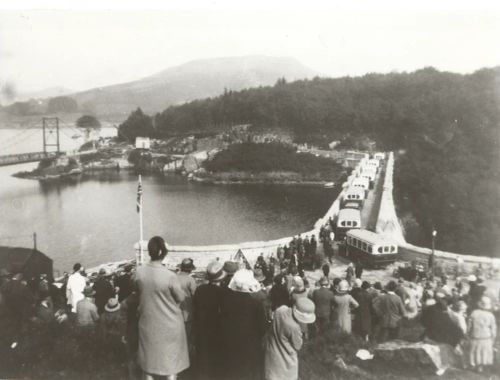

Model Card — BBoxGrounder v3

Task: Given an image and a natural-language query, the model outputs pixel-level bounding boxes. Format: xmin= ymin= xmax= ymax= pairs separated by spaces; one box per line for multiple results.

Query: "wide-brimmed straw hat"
xmin=293 ymin=298 xmax=316 ymax=324
xmin=105 ymin=297 xmax=121 ymax=313
xmin=478 ymin=296 xmax=492 ymax=310
xmin=83 ymin=285 xmax=95 ymax=297
xmin=337 ymin=280 xmax=350 ymax=293
xmin=228 ymin=269 xmax=260 ymax=293
xmin=206 ymin=261 xmax=226 ymax=282
xmin=180 ymin=258 xmax=196 ymax=272
xmin=253 ymin=268 xmax=266 ymax=283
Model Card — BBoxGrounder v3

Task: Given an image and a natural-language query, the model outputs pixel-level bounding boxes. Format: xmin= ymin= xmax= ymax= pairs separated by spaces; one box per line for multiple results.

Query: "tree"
xmin=118 ymin=108 xmax=155 ymax=142
xmin=76 ymin=115 xmax=101 ymax=129
xmin=47 ymin=96 xmax=78 ymax=113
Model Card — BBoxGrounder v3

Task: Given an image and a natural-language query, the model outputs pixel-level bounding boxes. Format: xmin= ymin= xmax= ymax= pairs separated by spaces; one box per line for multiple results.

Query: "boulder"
xmin=374 ymin=340 xmax=461 ymax=374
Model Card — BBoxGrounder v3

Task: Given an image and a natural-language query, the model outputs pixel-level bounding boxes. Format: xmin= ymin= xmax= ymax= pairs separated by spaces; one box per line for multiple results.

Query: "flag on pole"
xmin=136 ymin=177 xmax=143 ymax=213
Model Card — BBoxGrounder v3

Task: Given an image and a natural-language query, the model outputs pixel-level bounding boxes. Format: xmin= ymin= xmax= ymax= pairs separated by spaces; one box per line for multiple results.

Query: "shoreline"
xmin=191 ymin=175 xmax=334 ymax=187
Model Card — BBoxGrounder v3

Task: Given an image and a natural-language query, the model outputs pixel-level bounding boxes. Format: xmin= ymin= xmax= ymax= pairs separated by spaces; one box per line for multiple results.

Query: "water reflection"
xmin=1 ymin=166 xmax=338 ymax=272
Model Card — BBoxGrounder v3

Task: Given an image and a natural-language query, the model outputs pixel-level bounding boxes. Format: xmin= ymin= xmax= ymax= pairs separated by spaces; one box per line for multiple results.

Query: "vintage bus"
xmin=335 ymin=208 xmax=361 ymax=240
xmin=351 ymin=176 xmax=370 ymax=196
xmin=374 ymin=152 xmax=385 ymax=161
xmin=344 ymin=229 xmax=398 ymax=268
xmin=360 ymin=168 xmax=376 ymax=189
xmin=366 ymin=158 xmax=380 ymax=172
xmin=342 ymin=186 xmax=365 ymax=208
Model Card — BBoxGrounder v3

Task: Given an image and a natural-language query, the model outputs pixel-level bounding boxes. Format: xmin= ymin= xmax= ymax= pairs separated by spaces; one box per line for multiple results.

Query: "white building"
xmin=135 ymin=137 xmax=151 ymax=149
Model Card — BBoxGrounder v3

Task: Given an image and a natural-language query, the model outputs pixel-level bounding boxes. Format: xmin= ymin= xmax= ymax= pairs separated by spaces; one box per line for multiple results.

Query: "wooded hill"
xmin=120 ymin=67 xmax=500 ymax=256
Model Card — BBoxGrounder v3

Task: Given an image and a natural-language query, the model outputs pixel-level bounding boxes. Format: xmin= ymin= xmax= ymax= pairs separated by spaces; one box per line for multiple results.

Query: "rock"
xmin=374 ymin=340 xmax=461 ymax=374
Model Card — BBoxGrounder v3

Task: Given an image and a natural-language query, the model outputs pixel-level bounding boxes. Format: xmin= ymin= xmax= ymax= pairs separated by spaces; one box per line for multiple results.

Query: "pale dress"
xmin=468 ymin=309 xmax=496 ymax=366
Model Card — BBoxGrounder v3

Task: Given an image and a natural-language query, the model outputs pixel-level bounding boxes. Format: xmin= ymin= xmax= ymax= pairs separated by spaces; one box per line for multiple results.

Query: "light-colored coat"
xmin=264 ymin=306 xmax=303 ymax=380
xmin=136 ymin=261 xmax=189 ymax=376
xmin=66 ymin=272 xmax=86 ymax=313
xmin=333 ymin=293 xmax=358 ymax=334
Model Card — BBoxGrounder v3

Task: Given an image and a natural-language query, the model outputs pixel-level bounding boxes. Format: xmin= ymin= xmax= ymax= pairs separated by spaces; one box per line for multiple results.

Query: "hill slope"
xmin=70 ymin=55 xmax=319 ymax=119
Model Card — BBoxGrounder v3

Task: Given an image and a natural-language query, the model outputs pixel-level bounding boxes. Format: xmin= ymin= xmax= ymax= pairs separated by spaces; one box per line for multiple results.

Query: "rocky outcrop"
xmin=374 ymin=340 xmax=461 ymax=374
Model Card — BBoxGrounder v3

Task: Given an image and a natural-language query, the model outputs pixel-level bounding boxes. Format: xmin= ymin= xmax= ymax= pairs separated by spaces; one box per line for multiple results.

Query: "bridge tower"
xmin=42 ymin=117 xmax=60 ymax=154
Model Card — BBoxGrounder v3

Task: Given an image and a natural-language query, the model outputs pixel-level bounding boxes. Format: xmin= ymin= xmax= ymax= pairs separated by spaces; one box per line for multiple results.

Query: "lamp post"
xmin=429 ymin=229 xmax=437 ymax=275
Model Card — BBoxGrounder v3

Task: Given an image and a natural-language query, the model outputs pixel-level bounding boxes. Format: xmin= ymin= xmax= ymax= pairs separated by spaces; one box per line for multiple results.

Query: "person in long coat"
xmin=264 ymin=298 xmax=316 ymax=380
xmin=352 ymin=281 xmax=372 ymax=341
xmin=176 ymin=258 xmax=197 ymax=359
xmin=135 ymin=236 xmax=189 ymax=379
xmin=193 ymin=261 xmax=226 ymax=380
xmin=332 ymin=280 xmax=358 ymax=334
xmin=468 ymin=296 xmax=497 ymax=372
xmin=220 ymin=269 xmax=267 ymax=380
xmin=311 ymin=276 xmax=335 ymax=333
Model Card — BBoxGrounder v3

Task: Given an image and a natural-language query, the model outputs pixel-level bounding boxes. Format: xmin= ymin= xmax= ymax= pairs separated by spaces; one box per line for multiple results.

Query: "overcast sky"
xmin=1 ymin=3 xmax=499 ymax=95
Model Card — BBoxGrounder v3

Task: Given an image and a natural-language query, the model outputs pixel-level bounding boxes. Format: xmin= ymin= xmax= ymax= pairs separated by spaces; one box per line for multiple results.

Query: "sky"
xmin=0 ymin=1 xmax=500 ymax=98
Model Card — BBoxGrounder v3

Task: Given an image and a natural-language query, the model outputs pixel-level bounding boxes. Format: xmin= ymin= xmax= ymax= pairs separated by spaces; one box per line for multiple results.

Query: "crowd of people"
xmin=0 ymin=233 xmax=499 ymax=379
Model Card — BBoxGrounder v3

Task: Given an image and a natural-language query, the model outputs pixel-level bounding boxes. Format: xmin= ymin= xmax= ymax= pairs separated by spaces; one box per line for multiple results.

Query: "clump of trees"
xmin=118 ymin=108 xmax=155 ymax=142
xmin=205 ymin=142 xmax=343 ymax=179
xmin=76 ymin=115 xmax=101 ymax=129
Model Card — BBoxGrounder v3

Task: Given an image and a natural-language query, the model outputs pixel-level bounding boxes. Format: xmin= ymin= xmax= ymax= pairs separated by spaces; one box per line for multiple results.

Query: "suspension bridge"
xmin=0 ymin=117 xmax=95 ymax=167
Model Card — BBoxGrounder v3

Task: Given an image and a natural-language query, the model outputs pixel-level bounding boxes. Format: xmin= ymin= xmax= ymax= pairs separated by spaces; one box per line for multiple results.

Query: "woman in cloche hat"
xmin=219 ymin=269 xmax=266 ymax=380
xmin=332 ymin=280 xmax=359 ymax=334
xmin=264 ymin=297 xmax=316 ymax=380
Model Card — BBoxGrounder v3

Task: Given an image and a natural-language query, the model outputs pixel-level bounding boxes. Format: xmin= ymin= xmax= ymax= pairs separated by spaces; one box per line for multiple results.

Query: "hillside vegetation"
xmin=120 ymin=67 xmax=500 ymax=256
xmin=203 ymin=142 xmax=343 ymax=182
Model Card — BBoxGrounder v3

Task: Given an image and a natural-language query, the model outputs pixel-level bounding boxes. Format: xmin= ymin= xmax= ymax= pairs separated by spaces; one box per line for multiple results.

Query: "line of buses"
xmin=334 ymin=152 xmax=398 ymax=268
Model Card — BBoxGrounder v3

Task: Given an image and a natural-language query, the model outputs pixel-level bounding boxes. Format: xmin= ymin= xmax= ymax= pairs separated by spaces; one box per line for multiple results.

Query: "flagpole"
xmin=138 ymin=174 xmax=144 ymax=265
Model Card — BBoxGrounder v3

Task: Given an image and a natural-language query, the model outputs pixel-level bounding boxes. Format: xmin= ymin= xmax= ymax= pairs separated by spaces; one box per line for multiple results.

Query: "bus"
xmin=360 ymin=168 xmax=376 ymax=189
xmin=335 ymin=208 xmax=361 ymax=240
xmin=342 ymin=186 xmax=365 ymax=208
xmin=366 ymin=158 xmax=380 ymax=172
xmin=351 ymin=177 xmax=370 ymax=196
xmin=344 ymin=229 xmax=398 ymax=268
xmin=374 ymin=152 xmax=385 ymax=161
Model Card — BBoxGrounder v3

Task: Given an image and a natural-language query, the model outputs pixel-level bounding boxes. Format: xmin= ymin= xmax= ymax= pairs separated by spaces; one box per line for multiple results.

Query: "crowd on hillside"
xmin=0 ymin=233 xmax=498 ymax=380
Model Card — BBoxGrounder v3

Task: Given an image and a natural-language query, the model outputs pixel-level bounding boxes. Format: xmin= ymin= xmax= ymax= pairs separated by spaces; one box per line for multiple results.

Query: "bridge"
xmin=0 ymin=151 xmax=59 ymax=167
xmin=0 ymin=117 xmax=93 ymax=167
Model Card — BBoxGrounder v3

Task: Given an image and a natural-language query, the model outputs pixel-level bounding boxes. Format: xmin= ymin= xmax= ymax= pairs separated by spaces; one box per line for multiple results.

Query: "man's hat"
xmin=105 ymin=297 xmax=121 ymax=313
xmin=180 ymin=258 xmax=196 ymax=272
xmin=223 ymin=261 xmax=239 ymax=275
xmin=206 ymin=261 xmax=226 ymax=282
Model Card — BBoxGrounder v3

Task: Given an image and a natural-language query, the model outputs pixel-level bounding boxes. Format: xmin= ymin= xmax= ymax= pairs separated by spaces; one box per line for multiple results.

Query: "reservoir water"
xmin=0 ymin=128 xmax=338 ymax=273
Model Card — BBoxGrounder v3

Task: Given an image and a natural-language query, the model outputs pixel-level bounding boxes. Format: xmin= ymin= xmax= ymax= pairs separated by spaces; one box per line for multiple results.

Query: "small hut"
xmin=0 ymin=246 xmax=53 ymax=281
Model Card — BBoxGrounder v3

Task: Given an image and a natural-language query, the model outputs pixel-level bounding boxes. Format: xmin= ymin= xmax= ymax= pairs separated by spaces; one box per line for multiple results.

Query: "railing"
xmin=0 ymin=151 xmax=58 ymax=166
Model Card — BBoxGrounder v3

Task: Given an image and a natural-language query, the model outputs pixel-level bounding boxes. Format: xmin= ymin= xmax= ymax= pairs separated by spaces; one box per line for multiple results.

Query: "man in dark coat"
xmin=193 ymin=261 xmax=226 ymax=380
xmin=93 ymin=268 xmax=115 ymax=314
xmin=2 ymin=273 xmax=33 ymax=332
xmin=311 ymin=276 xmax=335 ymax=333
xmin=373 ymin=281 xmax=406 ymax=341
xmin=352 ymin=281 xmax=373 ymax=341
xmin=355 ymin=260 xmax=364 ymax=279
xmin=220 ymin=269 xmax=267 ymax=380
xmin=421 ymin=293 xmax=464 ymax=346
